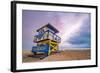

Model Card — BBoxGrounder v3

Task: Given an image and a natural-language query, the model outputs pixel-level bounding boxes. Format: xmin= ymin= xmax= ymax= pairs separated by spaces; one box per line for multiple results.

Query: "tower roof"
xmin=37 ymin=23 xmax=59 ymax=33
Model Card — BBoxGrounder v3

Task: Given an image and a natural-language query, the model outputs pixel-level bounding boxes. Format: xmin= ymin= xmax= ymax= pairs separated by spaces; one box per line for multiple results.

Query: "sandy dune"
xmin=22 ymin=49 xmax=91 ymax=63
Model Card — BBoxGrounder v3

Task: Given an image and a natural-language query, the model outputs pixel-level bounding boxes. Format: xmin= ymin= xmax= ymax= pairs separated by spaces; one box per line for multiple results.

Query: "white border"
xmin=16 ymin=4 xmax=96 ymax=70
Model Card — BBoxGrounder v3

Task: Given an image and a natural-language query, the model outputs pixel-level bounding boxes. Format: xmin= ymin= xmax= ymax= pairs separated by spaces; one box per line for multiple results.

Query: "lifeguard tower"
xmin=32 ymin=23 xmax=61 ymax=58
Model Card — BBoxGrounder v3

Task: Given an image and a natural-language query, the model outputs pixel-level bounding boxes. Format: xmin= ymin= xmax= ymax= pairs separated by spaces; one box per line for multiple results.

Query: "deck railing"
xmin=33 ymin=30 xmax=61 ymax=43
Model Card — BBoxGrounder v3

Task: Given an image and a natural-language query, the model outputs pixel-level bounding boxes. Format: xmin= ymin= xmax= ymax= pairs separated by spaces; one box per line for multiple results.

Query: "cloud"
xmin=22 ymin=10 xmax=90 ymax=50
xmin=59 ymin=13 xmax=91 ymax=49
xmin=67 ymin=32 xmax=91 ymax=48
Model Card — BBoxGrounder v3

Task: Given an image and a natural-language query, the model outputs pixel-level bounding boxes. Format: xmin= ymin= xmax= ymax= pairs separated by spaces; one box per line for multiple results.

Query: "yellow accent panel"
xmin=38 ymin=40 xmax=49 ymax=44
xmin=51 ymin=41 xmax=58 ymax=45
xmin=36 ymin=39 xmax=59 ymax=55
xmin=48 ymin=48 xmax=51 ymax=55
xmin=49 ymin=42 xmax=58 ymax=52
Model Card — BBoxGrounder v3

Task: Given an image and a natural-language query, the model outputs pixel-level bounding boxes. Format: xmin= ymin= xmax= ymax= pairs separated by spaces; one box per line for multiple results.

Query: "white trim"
xmin=16 ymin=3 xmax=96 ymax=70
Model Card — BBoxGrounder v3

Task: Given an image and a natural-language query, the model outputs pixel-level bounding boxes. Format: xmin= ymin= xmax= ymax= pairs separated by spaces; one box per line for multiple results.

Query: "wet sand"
xmin=22 ymin=49 xmax=91 ymax=63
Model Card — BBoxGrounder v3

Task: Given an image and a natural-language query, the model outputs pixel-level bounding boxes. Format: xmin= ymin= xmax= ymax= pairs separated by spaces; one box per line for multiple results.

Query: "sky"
xmin=22 ymin=10 xmax=91 ymax=50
